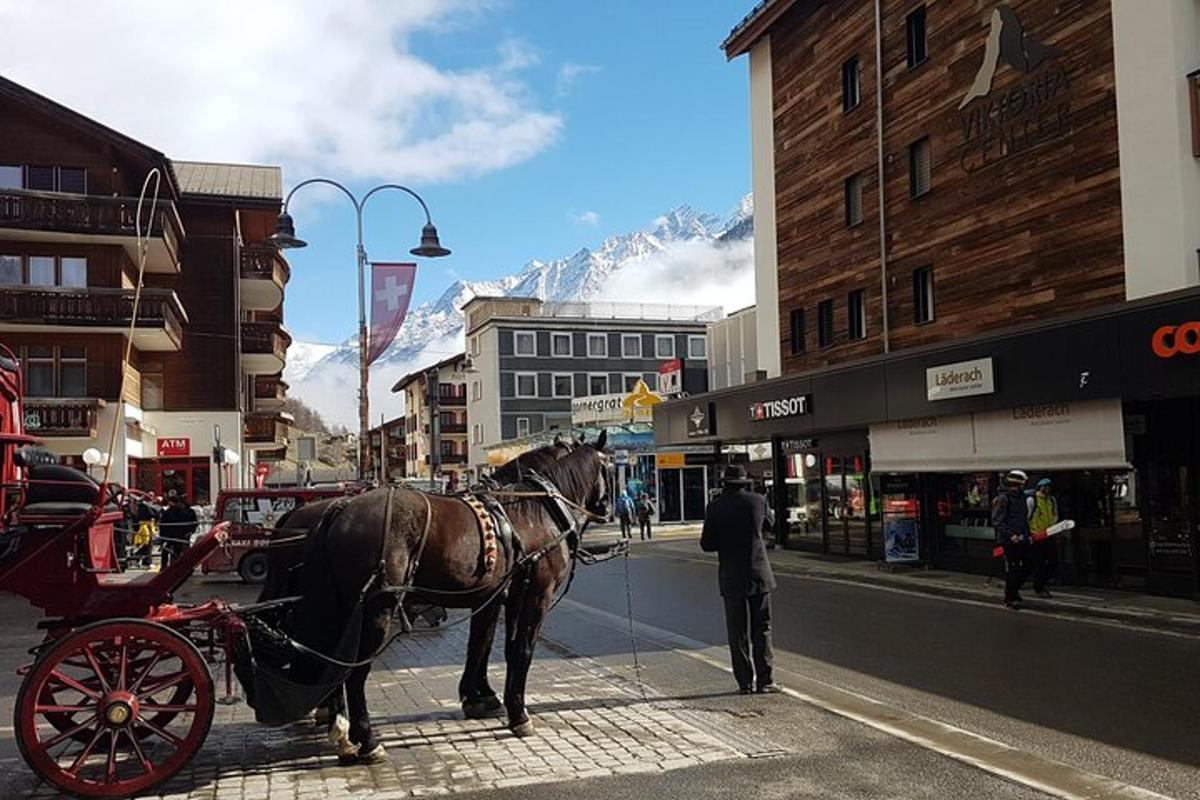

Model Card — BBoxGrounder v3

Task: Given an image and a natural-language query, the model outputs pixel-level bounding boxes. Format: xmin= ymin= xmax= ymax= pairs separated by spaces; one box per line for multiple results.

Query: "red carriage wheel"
xmin=15 ymin=619 xmax=214 ymax=798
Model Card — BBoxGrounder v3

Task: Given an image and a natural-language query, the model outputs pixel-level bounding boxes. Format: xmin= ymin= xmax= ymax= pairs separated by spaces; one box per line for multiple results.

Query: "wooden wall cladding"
xmin=772 ymin=0 xmax=1124 ymax=375
xmin=1 ymin=332 xmax=125 ymax=399
xmin=0 ymin=240 xmax=132 ymax=288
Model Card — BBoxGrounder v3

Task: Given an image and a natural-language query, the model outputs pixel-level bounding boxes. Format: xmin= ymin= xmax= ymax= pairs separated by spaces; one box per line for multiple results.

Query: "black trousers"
xmin=639 ymin=517 xmax=652 ymax=540
xmin=1031 ymin=538 xmax=1058 ymax=592
xmin=722 ymin=592 xmax=774 ymax=689
xmin=618 ymin=514 xmax=632 ymax=538
xmin=1003 ymin=542 xmax=1030 ymax=603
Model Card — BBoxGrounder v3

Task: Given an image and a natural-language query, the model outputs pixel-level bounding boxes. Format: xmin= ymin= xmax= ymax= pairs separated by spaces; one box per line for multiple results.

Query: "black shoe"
xmin=1035 ymin=589 xmax=1052 ymax=599
xmin=756 ymin=683 xmax=783 ymax=694
xmin=738 ymin=686 xmax=753 ymax=695
xmin=1004 ymin=600 xmax=1022 ymax=610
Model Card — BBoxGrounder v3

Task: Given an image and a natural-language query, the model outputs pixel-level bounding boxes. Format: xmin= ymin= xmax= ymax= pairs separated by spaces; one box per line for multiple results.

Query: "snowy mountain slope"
xmin=289 ymin=195 xmax=753 ymax=427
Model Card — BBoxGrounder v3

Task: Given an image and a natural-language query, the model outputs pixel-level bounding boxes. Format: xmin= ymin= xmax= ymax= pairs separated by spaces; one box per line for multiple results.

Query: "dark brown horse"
xmin=259 ymin=434 xmax=609 ymax=761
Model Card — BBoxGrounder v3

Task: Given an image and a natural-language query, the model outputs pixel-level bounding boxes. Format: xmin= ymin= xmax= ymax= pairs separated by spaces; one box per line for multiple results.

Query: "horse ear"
xmin=577 ymin=433 xmax=586 ymax=445
xmin=596 ymin=430 xmax=608 ymax=451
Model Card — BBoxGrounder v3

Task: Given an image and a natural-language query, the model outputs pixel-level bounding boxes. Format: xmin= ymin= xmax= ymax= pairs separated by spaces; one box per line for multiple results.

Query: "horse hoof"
xmin=509 ymin=718 xmax=535 ymax=738
xmin=463 ymin=695 xmax=504 ymax=719
xmin=314 ymin=707 xmax=333 ymax=726
xmin=360 ymin=743 xmax=388 ymax=764
xmin=480 ymin=694 xmax=503 ymax=712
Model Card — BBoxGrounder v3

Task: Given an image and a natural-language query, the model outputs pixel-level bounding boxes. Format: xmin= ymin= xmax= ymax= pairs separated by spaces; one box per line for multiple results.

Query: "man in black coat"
xmin=700 ymin=465 xmax=780 ymax=694
xmin=992 ymin=469 xmax=1031 ymax=609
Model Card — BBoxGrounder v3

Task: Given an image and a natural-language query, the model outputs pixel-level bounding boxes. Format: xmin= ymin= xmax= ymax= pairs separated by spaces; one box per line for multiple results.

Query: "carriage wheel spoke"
xmin=105 ymin=728 xmax=119 ymax=784
xmin=128 ymin=649 xmax=167 ymax=693
xmin=136 ymin=716 xmax=183 ymax=748
xmin=81 ymin=644 xmax=112 ymax=694
xmin=139 ymin=670 xmax=190 ymax=698
xmin=34 ymin=703 xmax=93 ymax=714
xmin=116 ymin=639 xmax=129 ymax=690
xmin=49 ymin=669 xmax=101 ymax=700
xmin=123 ymin=729 xmax=153 ymax=776
xmin=44 ymin=717 xmax=96 ymax=750
xmin=140 ymin=703 xmax=197 ymax=714
xmin=66 ymin=727 xmax=105 ymax=777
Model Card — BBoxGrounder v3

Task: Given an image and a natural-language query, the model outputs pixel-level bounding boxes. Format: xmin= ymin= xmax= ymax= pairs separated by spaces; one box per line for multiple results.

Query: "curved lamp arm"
xmin=360 ymin=183 xmax=434 ymax=224
xmin=281 ymin=177 xmax=361 ymax=214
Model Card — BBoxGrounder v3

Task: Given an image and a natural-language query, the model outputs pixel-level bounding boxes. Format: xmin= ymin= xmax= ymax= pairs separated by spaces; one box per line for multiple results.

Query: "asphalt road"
xmin=554 ymin=540 xmax=1200 ymax=800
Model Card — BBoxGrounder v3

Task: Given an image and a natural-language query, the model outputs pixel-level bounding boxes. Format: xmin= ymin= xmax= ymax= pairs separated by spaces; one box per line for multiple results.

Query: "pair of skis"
xmin=991 ymin=519 xmax=1076 ymax=558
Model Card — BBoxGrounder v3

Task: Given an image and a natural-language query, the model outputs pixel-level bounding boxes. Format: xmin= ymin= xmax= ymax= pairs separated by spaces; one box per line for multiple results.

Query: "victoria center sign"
xmin=927 ymin=357 xmax=995 ymax=401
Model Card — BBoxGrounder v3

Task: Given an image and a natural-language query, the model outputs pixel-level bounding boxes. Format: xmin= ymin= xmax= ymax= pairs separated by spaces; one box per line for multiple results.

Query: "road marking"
xmin=560 ymin=598 xmax=1173 ymax=800
xmin=646 ymin=549 xmax=1200 ymax=641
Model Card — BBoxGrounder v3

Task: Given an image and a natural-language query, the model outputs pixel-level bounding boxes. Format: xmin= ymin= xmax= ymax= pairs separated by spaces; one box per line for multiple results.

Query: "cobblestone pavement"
xmin=3 ymin=613 xmax=769 ymax=799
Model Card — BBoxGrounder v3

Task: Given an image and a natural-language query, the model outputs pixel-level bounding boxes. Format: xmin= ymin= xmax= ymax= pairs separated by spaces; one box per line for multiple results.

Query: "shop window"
xmin=848 ymin=289 xmax=866 ymax=341
xmin=514 ymin=330 xmax=536 ymax=356
xmin=516 ymin=417 xmax=530 ymax=437
xmin=909 ymin=137 xmax=932 ymax=198
xmin=844 ymin=174 xmax=863 ymax=227
xmin=913 ymin=265 xmax=935 ymax=324
xmin=842 ymin=56 xmax=860 ymax=112
xmin=789 ymin=309 xmax=806 ymax=355
xmin=551 ymin=332 xmax=572 ymax=357
xmin=0 ymin=255 xmax=20 ymax=284
xmin=587 ymin=333 xmax=608 ymax=357
xmin=655 ymin=335 xmax=675 ymax=358
xmin=0 ymin=164 xmax=21 ymax=189
xmin=622 ymin=333 xmax=641 ymax=358
xmin=906 ymin=5 xmax=927 ymax=69
xmin=552 ymin=373 xmax=573 ymax=398
xmin=817 ymin=300 xmax=834 ymax=348
xmin=515 ymin=372 xmax=537 ymax=398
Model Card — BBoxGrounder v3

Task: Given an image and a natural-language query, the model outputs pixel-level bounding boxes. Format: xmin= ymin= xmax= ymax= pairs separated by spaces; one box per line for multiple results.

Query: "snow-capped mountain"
xmin=290 ymin=195 xmax=753 ymax=427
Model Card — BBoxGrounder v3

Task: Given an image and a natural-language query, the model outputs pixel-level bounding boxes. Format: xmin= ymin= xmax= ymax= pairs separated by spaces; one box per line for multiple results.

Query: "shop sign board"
xmin=157 ymin=437 xmax=190 ymax=457
xmin=572 ymin=380 xmax=662 ymax=426
xmin=748 ymin=395 xmax=811 ymax=421
xmin=655 ymin=452 xmax=686 ymax=469
xmin=883 ymin=517 xmax=920 ymax=563
xmin=657 ymin=359 xmax=683 ymax=396
xmin=613 ymin=449 xmax=630 ymax=466
xmin=926 ymin=357 xmax=994 ymax=401
xmin=686 ymin=402 xmax=715 ymax=438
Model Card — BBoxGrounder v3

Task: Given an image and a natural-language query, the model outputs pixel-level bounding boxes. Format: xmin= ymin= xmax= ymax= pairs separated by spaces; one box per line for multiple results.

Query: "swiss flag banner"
xmin=368 ymin=262 xmax=417 ymax=366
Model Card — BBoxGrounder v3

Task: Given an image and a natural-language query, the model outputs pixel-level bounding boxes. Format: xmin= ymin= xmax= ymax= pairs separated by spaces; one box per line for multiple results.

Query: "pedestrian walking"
xmin=1027 ymin=477 xmax=1060 ymax=598
xmin=700 ymin=465 xmax=780 ymax=695
xmin=993 ymin=469 xmax=1031 ymax=609
xmin=636 ymin=493 xmax=655 ymax=540
xmin=159 ymin=491 xmax=198 ymax=568
xmin=615 ymin=492 xmax=635 ymax=539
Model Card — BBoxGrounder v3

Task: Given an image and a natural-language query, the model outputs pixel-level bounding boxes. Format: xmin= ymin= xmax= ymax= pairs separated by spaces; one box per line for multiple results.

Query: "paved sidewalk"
xmin=584 ymin=525 xmax=1200 ymax=635
xmin=4 ymin=610 xmax=760 ymax=799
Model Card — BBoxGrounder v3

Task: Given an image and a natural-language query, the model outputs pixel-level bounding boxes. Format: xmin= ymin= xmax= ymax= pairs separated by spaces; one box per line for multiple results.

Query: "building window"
xmin=621 ymin=333 xmax=641 ymax=358
xmin=472 ymin=423 xmax=483 ymax=444
xmin=472 ymin=380 xmax=482 ymax=401
xmin=60 ymin=257 xmax=87 ymax=288
xmin=25 ymin=166 xmax=54 ymax=192
xmin=655 ymin=335 xmax=675 ymax=358
xmin=21 ymin=345 xmax=85 ymax=398
xmin=551 ymin=332 xmax=573 ymax=357
xmin=844 ymin=174 xmax=863 ymax=227
xmin=909 ymin=137 xmax=932 ymax=198
xmin=688 ymin=335 xmax=707 ymax=359
xmin=0 ymin=255 xmax=20 ymax=284
xmin=515 ymin=372 xmax=538 ymax=397
xmin=789 ymin=309 xmax=806 ymax=355
xmin=59 ymin=346 xmax=86 ymax=397
xmin=623 ymin=373 xmax=643 ymax=392
xmin=141 ymin=360 xmax=164 ymax=410
xmin=514 ymin=331 xmax=536 ymax=357
xmin=817 ymin=300 xmax=835 ymax=348
xmin=914 ymin=266 xmax=935 ymax=324
xmin=587 ymin=333 xmax=607 ymax=357
xmin=848 ymin=289 xmax=866 ymax=340
xmin=516 ymin=417 xmax=530 ymax=437
xmin=58 ymin=167 xmax=87 ymax=194
xmin=842 ymin=56 xmax=860 ymax=112
xmin=552 ymin=373 xmax=573 ymax=398
xmin=470 ymin=335 xmax=479 ymax=356
xmin=589 ymin=374 xmax=609 ymax=395
xmin=906 ymin=5 xmax=927 ymax=69
xmin=28 ymin=256 xmax=55 ymax=287
xmin=25 ymin=346 xmax=54 ymax=396
xmin=0 ymin=165 xmax=21 ymax=189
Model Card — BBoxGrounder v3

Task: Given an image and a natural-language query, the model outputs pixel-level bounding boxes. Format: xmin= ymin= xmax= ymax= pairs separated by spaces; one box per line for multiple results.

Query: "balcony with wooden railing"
xmin=0 ymin=189 xmax=184 ymax=273
xmin=244 ymin=410 xmax=292 ymax=449
xmin=241 ymin=320 xmax=291 ymax=374
xmin=253 ymin=375 xmax=288 ymax=409
xmin=0 ymin=286 xmax=187 ymax=351
xmin=438 ymin=391 xmax=467 ymax=407
xmin=440 ymin=422 xmax=468 ymax=435
xmin=240 ymin=245 xmax=290 ymax=310
xmin=23 ymin=398 xmax=106 ymax=437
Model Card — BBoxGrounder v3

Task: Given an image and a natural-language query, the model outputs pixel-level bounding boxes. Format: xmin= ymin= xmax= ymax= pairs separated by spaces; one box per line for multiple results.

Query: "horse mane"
xmin=526 ymin=444 xmax=602 ymax=504
xmin=491 ymin=441 xmax=573 ymax=484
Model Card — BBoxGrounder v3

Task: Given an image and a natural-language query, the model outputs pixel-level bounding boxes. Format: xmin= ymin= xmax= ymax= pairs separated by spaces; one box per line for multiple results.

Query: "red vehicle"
xmin=200 ymin=487 xmax=362 ymax=583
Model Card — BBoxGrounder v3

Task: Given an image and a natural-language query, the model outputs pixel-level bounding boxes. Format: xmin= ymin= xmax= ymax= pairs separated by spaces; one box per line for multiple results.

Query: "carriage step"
xmin=217 ymin=695 xmax=243 ymax=706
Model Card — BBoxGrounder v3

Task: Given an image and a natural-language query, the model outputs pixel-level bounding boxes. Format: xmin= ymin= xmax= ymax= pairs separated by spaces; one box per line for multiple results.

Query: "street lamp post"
xmin=268 ymin=179 xmax=450 ymax=479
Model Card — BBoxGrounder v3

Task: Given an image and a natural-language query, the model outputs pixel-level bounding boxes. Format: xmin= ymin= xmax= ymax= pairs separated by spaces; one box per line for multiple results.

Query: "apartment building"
xmin=707 ymin=305 xmax=760 ymax=391
xmin=391 ymin=353 xmax=469 ymax=490
xmin=0 ymin=77 xmax=291 ymax=503
xmin=365 ymin=415 xmax=407 ymax=484
xmin=653 ymin=0 xmax=1200 ymax=596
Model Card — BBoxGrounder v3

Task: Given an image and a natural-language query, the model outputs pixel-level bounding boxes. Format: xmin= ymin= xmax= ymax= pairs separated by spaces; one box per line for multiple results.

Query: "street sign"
xmin=297 ymin=436 xmax=317 ymax=462
xmin=655 ymin=452 xmax=686 ymax=469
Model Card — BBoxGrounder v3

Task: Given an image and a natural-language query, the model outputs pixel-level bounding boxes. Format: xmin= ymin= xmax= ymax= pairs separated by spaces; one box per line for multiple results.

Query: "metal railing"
xmin=0 ymin=189 xmax=183 ymax=256
xmin=23 ymin=398 xmax=105 ymax=437
xmin=0 ymin=286 xmax=186 ymax=345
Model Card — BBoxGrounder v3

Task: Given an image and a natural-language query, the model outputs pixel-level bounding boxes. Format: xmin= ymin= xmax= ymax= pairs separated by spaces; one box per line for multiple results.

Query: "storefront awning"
xmin=870 ymin=398 xmax=1129 ymax=473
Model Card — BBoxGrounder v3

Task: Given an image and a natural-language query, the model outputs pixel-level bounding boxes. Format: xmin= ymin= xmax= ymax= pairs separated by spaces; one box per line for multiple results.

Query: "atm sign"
xmin=157 ymin=438 xmax=190 ymax=457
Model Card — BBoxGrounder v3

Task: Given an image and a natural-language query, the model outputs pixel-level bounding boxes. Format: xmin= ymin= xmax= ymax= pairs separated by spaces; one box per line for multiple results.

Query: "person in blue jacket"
xmin=615 ymin=491 xmax=634 ymax=539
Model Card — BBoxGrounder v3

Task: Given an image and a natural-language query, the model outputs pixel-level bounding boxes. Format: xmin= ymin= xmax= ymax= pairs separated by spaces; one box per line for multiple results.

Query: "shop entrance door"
xmin=657 ymin=466 xmax=707 ymax=523
xmin=131 ymin=458 xmax=212 ymax=505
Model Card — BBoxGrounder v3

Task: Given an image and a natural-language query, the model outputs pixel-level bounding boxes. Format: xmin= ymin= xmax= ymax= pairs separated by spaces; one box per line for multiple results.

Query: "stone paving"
xmin=5 ymin=612 xmax=761 ymax=798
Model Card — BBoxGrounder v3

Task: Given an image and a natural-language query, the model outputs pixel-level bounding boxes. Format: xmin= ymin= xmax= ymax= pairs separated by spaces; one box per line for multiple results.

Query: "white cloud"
xmin=570 ymin=210 xmax=601 ymax=227
xmin=0 ymin=0 xmax=561 ymax=184
xmin=593 ymin=237 xmax=755 ymax=314
xmin=556 ymin=63 xmax=601 ymax=95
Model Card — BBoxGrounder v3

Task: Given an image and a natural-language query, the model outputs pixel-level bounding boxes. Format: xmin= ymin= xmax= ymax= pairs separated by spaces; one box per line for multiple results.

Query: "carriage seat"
xmin=21 ymin=462 xmax=101 ymax=516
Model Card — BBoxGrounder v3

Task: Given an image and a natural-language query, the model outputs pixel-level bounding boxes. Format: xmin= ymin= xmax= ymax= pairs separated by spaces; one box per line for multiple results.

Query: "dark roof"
xmin=721 ymin=0 xmax=798 ymax=59
xmin=0 ymin=75 xmax=180 ymax=196
xmin=391 ymin=352 xmax=468 ymax=393
xmin=173 ymin=160 xmax=282 ymax=201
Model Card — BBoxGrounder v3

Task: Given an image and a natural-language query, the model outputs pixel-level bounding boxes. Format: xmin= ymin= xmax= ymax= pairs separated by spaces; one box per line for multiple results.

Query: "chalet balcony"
xmin=438 ymin=453 xmax=468 ymax=465
xmin=240 ymin=245 xmax=290 ymax=310
xmin=440 ymin=422 xmax=468 ymax=435
xmin=253 ymin=375 xmax=288 ymax=409
xmin=241 ymin=320 xmax=291 ymax=374
xmin=244 ymin=410 xmax=292 ymax=449
xmin=24 ymin=397 xmax=106 ymax=437
xmin=0 ymin=189 xmax=183 ymax=273
xmin=438 ymin=393 xmax=467 ymax=407
xmin=0 ymin=286 xmax=186 ymax=351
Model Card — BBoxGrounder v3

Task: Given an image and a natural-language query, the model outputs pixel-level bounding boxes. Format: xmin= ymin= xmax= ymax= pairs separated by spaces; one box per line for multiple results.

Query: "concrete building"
xmin=391 ymin=353 xmax=469 ymax=491
xmin=707 ymin=305 xmax=760 ymax=391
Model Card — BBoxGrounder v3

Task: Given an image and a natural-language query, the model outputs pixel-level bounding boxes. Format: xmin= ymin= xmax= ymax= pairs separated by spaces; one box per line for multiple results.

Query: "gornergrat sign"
xmin=748 ymin=395 xmax=811 ymax=421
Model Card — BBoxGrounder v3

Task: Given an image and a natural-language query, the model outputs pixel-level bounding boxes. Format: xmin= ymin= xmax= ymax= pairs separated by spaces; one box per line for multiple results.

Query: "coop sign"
xmin=748 ymin=395 xmax=811 ymax=421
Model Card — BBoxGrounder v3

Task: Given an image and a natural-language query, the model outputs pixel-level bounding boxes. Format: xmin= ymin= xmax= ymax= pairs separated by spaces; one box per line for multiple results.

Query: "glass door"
xmin=682 ymin=467 xmax=707 ymax=521
xmin=659 ymin=467 xmax=682 ymax=522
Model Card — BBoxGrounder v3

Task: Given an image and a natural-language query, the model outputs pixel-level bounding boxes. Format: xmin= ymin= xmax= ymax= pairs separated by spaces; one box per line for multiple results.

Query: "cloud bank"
xmin=594 ymin=236 xmax=755 ymax=314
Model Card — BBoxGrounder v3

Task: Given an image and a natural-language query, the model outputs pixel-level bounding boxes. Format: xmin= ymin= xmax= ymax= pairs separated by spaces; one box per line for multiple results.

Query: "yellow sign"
xmin=622 ymin=379 xmax=662 ymax=415
xmin=655 ymin=452 xmax=686 ymax=469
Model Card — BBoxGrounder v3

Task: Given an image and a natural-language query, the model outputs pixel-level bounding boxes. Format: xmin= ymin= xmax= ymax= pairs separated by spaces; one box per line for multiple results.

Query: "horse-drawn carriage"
xmin=0 ymin=341 xmax=614 ymax=798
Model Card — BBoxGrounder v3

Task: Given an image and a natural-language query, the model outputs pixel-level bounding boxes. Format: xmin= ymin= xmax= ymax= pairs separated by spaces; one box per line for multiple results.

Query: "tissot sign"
xmin=748 ymin=395 xmax=811 ymax=421
xmin=957 ymin=4 xmax=1072 ymax=173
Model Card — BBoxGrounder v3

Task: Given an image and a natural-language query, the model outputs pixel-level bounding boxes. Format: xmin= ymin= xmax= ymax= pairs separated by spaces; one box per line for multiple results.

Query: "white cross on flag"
xmin=368 ymin=262 xmax=416 ymax=365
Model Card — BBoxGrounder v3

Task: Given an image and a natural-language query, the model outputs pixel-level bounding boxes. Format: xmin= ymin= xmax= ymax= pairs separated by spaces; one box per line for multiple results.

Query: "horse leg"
xmin=339 ymin=603 xmax=393 ymax=764
xmin=460 ymin=601 xmax=503 ymax=719
xmin=503 ymin=580 xmax=553 ymax=737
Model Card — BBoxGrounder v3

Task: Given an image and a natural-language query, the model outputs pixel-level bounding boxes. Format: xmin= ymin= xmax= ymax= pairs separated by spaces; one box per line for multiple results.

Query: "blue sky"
xmin=281 ymin=1 xmax=752 ymax=344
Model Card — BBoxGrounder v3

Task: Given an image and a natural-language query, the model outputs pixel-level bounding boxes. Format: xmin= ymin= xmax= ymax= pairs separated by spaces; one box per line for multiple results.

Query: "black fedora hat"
xmin=721 ymin=464 xmax=753 ymax=485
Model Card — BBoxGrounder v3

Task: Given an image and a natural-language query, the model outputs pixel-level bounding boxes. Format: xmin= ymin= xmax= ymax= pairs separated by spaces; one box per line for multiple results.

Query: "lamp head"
xmin=410 ymin=223 xmax=451 ymax=258
xmin=268 ymin=212 xmax=307 ymax=249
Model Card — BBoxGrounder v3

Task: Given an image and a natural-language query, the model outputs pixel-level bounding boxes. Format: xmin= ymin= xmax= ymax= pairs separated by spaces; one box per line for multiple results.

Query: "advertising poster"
xmin=884 ymin=517 xmax=920 ymax=563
